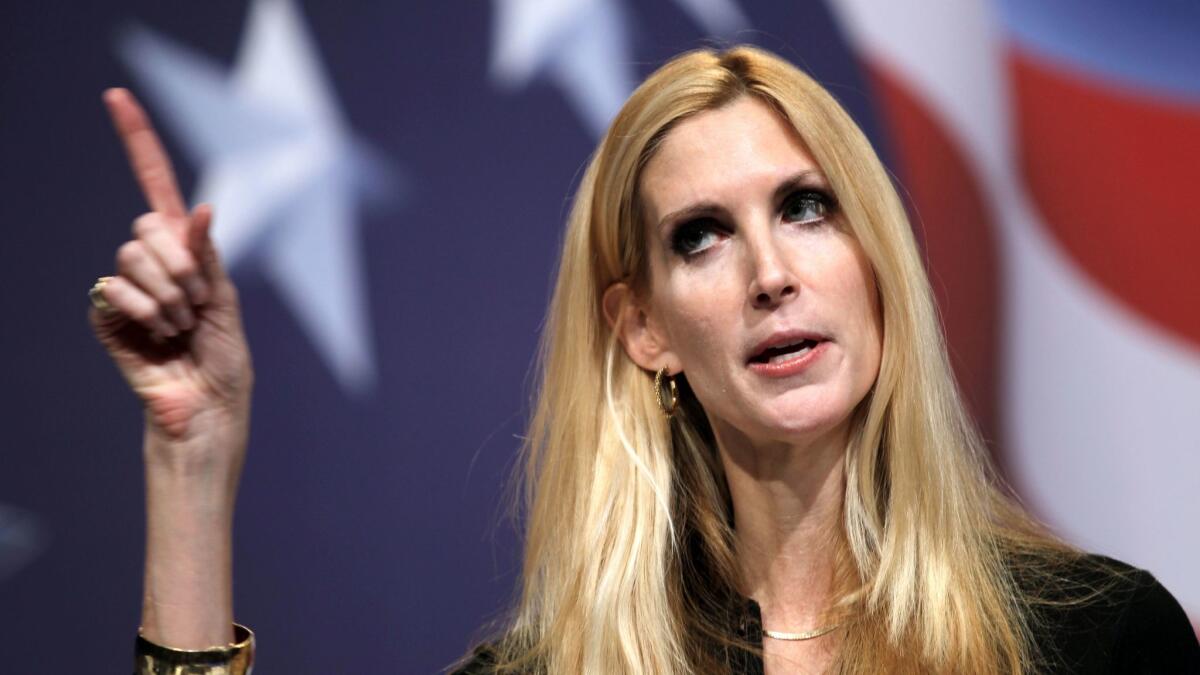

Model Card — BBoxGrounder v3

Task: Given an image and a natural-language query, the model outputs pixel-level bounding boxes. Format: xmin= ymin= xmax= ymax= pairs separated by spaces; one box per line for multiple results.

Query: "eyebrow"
xmin=655 ymin=169 xmax=830 ymax=233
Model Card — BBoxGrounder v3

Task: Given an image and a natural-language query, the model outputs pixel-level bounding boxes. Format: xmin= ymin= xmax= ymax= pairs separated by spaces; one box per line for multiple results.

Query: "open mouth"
xmin=749 ymin=338 xmax=822 ymax=365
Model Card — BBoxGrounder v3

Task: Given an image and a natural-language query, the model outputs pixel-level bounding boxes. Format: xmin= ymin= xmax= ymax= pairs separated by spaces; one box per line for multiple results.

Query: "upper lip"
xmin=747 ymin=330 xmax=830 ymax=363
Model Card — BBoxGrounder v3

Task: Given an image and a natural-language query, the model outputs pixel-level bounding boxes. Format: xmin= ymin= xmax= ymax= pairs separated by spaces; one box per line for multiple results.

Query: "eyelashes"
xmin=782 ymin=188 xmax=835 ymax=225
xmin=668 ymin=188 xmax=838 ymax=258
xmin=669 ymin=217 xmax=724 ymax=257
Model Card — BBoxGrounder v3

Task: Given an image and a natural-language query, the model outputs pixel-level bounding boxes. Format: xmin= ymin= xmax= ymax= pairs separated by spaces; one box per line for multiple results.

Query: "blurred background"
xmin=1 ymin=0 xmax=1196 ymax=671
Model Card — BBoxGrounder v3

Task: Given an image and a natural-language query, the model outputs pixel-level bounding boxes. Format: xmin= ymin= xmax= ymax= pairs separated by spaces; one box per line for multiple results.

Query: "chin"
xmin=752 ymin=390 xmax=858 ymax=444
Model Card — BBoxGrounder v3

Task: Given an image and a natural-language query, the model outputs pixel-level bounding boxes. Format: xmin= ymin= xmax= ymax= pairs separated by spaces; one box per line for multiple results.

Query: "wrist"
xmin=135 ymin=624 xmax=254 ymax=675
xmin=143 ymin=406 xmax=249 ymax=481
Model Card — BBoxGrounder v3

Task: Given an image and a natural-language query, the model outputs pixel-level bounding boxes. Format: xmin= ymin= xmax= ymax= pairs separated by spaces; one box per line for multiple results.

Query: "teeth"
xmin=767 ymin=343 xmax=813 ymax=364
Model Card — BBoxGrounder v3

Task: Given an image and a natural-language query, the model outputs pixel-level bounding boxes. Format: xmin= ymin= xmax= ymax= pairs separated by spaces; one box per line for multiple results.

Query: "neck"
xmin=712 ymin=419 xmax=849 ymax=630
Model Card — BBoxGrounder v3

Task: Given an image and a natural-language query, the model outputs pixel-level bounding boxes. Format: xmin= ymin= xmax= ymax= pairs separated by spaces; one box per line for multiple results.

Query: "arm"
xmin=89 ymin=88 xmax=254 ymax=665
xmin=140 ymin=419 xmax=244 ymax=648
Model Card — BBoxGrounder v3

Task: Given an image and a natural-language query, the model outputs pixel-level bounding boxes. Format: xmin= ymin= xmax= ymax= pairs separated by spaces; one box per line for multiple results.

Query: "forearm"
xmin=139 ymin=419 xmax=245 ymax=648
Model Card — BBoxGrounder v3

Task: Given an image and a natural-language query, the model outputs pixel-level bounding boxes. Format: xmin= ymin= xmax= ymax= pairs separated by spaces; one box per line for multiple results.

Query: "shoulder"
xmin=1022 ymin=554 xmax=1199 ymax=673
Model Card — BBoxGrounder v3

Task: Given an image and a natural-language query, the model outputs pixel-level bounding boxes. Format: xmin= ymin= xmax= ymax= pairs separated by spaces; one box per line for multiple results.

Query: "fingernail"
xmin=185 ymin=279 xmax=210 ymax=305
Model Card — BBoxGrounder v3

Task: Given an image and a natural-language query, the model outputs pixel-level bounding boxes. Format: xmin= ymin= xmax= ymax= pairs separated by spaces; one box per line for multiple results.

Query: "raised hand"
xmin=90 ymin=88 xmax=251 ymax=649
xmin=90 ymin=88 xmax=252 ymax=445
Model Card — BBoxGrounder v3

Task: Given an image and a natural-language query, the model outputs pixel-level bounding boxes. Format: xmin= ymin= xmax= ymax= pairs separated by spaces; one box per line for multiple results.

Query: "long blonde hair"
xmin=483 ymin=45 xmax=1073 ymax=674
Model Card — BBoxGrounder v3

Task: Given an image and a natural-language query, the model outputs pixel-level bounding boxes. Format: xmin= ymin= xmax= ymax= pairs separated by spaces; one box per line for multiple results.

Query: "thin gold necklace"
xmin=762 ymin=623 xmax=841 ymax=641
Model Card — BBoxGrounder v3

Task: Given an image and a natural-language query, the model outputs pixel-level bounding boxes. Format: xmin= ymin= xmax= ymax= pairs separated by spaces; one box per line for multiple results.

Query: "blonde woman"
xmin=91 ymin=46 xmax=1196 ymax=674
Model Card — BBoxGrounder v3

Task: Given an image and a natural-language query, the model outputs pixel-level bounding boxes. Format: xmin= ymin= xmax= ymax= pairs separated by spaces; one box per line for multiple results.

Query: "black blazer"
xmin=453 ymin=556 xmax=1199 ymax=673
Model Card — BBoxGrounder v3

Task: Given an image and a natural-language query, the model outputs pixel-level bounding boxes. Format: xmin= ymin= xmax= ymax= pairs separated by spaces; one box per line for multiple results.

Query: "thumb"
xmin=188 ymin=203 xmax=228 ymax=286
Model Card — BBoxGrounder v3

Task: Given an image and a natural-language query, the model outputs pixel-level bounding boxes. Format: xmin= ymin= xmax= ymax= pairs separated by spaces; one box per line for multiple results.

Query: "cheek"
xmin=658 ymin=279 xmax=739 ymax=375
xmin=663 ymin=303 xmax=725 ymax=366
xmin=838 ymin=252 xmax=884 ymax=385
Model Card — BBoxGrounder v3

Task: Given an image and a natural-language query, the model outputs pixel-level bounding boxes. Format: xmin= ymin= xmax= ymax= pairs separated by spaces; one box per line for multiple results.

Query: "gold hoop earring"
xmin=655 ymin=367 xmax=678 ymax=417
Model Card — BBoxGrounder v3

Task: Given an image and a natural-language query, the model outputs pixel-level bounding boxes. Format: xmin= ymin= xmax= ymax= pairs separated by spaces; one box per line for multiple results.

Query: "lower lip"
xmin=747 ymin=341 xmax=830 ymax=378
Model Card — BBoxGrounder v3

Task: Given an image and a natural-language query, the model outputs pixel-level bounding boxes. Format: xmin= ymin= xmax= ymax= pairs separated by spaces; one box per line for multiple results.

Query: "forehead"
xmin=639 ymin=96 xmax=818 ymax=220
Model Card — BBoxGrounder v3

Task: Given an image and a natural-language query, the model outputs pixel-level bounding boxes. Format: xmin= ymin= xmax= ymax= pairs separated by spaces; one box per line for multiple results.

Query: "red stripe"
xmin=866 ymin=63 xmax=1003 ymax=450
xmin=1011 ymin=48 xmax=1200 ymax=349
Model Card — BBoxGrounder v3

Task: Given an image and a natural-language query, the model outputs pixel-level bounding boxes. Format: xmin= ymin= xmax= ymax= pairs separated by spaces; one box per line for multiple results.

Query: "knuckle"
xmin=168 ymin=258 xmax=199 ymax=280
xmin=141 ymin=165 xmax=174 ymax=186
xmin=130 ymin=304 xmax=159 ymax=323
xmin=116 ymin=240 xmax=144 ymax=267
xmin=131 ymin=213 xmax=161 ymax=237
xmin=159 ymin=287 xmax=185 ymax=307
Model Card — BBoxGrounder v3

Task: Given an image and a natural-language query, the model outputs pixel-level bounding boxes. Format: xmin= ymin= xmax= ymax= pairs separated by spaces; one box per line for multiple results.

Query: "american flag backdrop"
xmin=0 ymin=0 xmax=1195 ymax=670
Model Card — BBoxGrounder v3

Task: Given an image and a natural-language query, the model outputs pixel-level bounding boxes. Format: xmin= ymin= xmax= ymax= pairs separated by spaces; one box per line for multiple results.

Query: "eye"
xmin=670 ymin=218 xmax=724 ymax=257
xmin=782 ymin=189 xmax=834 ymax=224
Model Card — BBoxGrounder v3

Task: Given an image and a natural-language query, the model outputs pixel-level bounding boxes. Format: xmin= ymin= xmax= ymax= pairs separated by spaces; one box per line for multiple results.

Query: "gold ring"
xmin=89 ymin=276 xmax=115 ymax=312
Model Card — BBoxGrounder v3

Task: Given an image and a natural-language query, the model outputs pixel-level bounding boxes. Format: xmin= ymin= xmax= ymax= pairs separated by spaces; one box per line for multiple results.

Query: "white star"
xmin=489 ymin=0 xmax=751 ymax=136
xmin=0 ymin=504 xmax=45 ymax=582
xmin=117 ymin=0 xmax=396 ymax=394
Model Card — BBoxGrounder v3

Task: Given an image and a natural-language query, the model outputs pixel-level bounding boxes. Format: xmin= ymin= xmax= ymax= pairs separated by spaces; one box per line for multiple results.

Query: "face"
xmin=631 ymin=96 xmax=883 ymax=448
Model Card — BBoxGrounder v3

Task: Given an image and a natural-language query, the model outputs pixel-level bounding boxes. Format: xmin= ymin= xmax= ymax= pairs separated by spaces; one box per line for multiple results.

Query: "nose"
xmin=746 ymin=231 xmax=797 ymax=309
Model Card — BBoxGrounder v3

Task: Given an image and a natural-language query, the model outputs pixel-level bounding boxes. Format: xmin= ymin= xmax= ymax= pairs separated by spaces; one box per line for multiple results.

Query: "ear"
xmin=602 ymin=281 xmax=681 ymax=374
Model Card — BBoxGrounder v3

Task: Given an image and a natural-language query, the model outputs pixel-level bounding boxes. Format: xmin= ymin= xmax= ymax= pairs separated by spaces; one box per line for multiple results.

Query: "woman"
xmin=91 ymin=46 xmax=1196 ymax=674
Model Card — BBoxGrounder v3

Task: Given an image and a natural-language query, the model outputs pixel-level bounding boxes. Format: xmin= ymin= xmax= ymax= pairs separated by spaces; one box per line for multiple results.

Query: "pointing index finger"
xmin=104 ymin=88 xmax=187 ymax=218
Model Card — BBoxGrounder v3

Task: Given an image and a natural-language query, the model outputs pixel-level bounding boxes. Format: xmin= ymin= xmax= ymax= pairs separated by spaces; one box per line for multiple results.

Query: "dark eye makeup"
xmin=669 ymin=217 xmax=725 ymax=257
xmin=667 ymin=188 xmax=838 ymax=258
xmin=782 ymin=188 xmax=836 ymax=224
